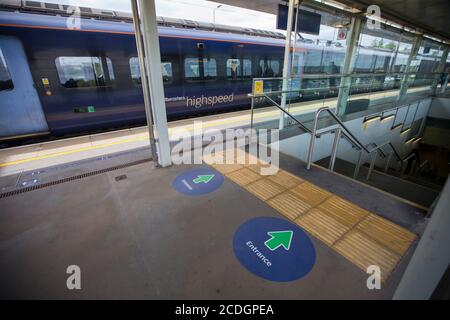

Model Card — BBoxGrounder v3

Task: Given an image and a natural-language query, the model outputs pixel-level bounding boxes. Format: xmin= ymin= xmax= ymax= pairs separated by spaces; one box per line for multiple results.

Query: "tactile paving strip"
xmin=356 ymin=214 xmax=417 ymax=256
xmin=226 ymin=168 xmax=262 ymax=186
xmin=245 ymin=178 xmax=285 ymax=201
xmin=210 ymin=149 xmax=417 ymax=282
xmin=332 ymin=230 xmax=400 ymax=282
xmin=268 ymin=192 xmax=311 ymax=220
xmin=295 ymin=207 xmax=350 ymax=246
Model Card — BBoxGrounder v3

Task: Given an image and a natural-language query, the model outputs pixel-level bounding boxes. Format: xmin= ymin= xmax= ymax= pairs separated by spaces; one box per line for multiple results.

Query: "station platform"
xmin=0 ymin=86 xmax=427 ymax=180
xmin=0 ymin=145 xmax=426 ymax=299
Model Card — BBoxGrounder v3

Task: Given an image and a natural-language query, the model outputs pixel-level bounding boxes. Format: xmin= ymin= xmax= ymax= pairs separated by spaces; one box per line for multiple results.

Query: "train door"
xmin=0 ymin=36 xmax=49 ymax=140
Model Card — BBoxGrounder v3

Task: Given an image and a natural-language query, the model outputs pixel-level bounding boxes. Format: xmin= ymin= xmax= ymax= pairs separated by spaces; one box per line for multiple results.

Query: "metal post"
xmin=366 ymin=151 xmax=377 ymax=180
xmin=130 ymin=0 xmax=158 ymax=165
xmin=137 ymin=0 xmax=172 ymax=167
xmin=394 ymin=179 xmax=450 ymax=299
xmin=397 ymin=35 xmax=422 ymax=102
xmin=329 ymin=128 xmax=341 ymax=171
xmin=431 ymin=46 xmax=449 ymax=95
xmin=384 ymin=151 xmax=393 ymax=173
xmin=306 ymin=111 xmax=320 ymax=170
xmin=337 ymin=17 xmax=363 ymax=116
xmin=353 ymin=150 xmax=363 ymax=179
xmin=279 ymin=0 xmax=297 ymax=129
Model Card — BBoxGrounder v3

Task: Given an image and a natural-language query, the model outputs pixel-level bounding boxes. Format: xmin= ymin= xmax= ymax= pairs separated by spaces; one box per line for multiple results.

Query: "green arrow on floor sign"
xmin=264 ymin=230 xmax=293 ymax=251
xmin=193 ymin=174 xmax=215 ymax=184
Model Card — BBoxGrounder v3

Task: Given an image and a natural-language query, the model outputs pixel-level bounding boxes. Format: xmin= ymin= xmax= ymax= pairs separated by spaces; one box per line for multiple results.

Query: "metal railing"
xmin=306 ymin=106 xmax=423 ymax=180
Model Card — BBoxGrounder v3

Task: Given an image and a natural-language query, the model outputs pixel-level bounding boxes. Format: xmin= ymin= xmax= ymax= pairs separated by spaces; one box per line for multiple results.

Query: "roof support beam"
xmin=431 ymin=46 xmax=449 ymax=96
xmin=279 ymin=0 xmax=299 ymax=129
xmin=396 ymin=35 xmax=422 ymax=103
xmin=336 ymin=16 xmax=363 ymax=116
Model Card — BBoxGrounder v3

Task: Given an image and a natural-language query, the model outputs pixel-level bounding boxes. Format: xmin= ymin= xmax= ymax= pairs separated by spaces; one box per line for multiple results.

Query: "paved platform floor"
xmin=0 ymin=148 xmax=426 ymax=299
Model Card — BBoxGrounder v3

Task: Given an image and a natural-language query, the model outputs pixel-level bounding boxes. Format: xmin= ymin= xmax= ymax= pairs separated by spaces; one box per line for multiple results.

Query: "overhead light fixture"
xmin=391 ymin=123 xmax=403 ymax=130
xmin=413 ymin=137 xmax=422 ymax=144
xmin=314 ymin=0 xmax=361 ymax=13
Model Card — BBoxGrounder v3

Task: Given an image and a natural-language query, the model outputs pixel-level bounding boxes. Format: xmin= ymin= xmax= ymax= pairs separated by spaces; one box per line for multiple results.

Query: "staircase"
xmin=315 ymin=156 xmax=441 ymax=208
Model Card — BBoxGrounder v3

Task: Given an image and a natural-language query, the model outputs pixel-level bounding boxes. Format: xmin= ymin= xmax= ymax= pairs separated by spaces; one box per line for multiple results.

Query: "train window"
xmin=161 ymin=62 xmax=173 ymax=82
xmin=129 ymin=58 xmax=173 ymax=84
xmin=258 ymin=59 xmax=280 ymax=77
xmin=226 ymin=59 xmax=251 ymax=80
xmin=0 ymin=48 xmax=14 ymax=92
xmin=184 ymin=57 xmax=217 ymax=81
xmin=55 ymin=56 xmax=115 ymax=88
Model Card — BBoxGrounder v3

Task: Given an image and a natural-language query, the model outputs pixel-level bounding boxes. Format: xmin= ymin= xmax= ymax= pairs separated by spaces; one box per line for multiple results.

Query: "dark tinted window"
xmin=0 ymin=48 xmax=14 ymax=92
xmin=227 ymin=58 xmax=252 ymax=80
xmin=55 ymin=56 xmax=115 ymax=88
xmin=184 ymin=57 xmax=217 ymax=81
xmin=129 ymin=57 xmax=173 ymax=84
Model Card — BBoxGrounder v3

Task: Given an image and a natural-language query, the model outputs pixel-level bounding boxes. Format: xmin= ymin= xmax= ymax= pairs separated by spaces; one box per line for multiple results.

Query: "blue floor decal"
xmin=172 ymin=167 xmax=224 ymax=196
xmin=233 ymin=216 xmax=316 ymax=282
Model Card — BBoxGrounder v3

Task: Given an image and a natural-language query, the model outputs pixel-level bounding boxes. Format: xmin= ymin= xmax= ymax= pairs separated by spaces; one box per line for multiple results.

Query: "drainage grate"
xmin=0 ymin=158 xmax=151 ymax=199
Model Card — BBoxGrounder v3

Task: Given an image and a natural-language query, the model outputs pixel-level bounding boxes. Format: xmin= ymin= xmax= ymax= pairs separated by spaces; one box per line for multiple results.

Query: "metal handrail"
xmin=306 ymin=106 xmax=422 ymax=181
xmin=249 ymin=92 xmax=313 ymax=134
xmin=252 ymin=72 xmax=441 ymax=82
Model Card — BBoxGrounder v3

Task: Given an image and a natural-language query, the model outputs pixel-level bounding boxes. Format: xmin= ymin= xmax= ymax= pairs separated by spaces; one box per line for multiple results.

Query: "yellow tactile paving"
xmin=245 ymin=178 xmax=286 ymax=201
xmin=211 ymin=163 xmax=243 ymax=174
xmin=318 ymin=196 xmax=369 ymax=228
xmin=226 ymin=168 xmax=263 ymax=186
xmin=295 ymin=208 xmax=351 ymax=246
xmin=216 ymin=148 xmax=417 ymax=282
xmin=267 ymin=170 xmax=304 ymax=189
xmin=356 ymin=214 xmax=417 ymax=256
xmin=333 ymin=230 xmax=401 ymax=282
xmin=290 ymin=181 xmax=332 ymax=206
xmin=267 ymin=192 xmax=311 ymax=220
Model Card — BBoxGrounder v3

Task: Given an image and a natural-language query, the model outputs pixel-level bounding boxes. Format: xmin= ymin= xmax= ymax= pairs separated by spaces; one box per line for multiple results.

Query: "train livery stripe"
xmin=0 ymin=22 xmax=309 ymax=50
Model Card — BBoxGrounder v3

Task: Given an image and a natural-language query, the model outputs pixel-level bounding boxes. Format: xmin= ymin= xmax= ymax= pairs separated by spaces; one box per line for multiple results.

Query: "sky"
xmin=44 ymin=0 xmax=279 ymax=32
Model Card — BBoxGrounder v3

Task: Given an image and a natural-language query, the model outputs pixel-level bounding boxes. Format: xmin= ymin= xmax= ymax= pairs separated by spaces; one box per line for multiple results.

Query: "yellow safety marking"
xmin=290 ymin=181 xmax=332 ymax=207
xmin=267 ymin=170 xmax=304 ymax=189
xmin=333 ymin=230 xmax=400 ymax=282
xmin=268 ymin=192 xmax=311 ymax=220
xmin=295 ymin=207 xmax=350 ymax=246
xmin=226 ymin=167 xmax=263 ymax=186
xmin=0 ymin=136 xmax=147 ymax=167
xmin=356 ymin=214 xmax=417 ymax=256
xmin=245 ymin=178 xmax=286 ymax=201
xmin=212 ymin=148 xmax=417 ymax=282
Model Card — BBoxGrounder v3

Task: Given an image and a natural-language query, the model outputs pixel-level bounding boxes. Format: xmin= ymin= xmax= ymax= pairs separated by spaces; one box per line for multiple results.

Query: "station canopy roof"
xmin=207 ymin=0 xmax=450 ymax=43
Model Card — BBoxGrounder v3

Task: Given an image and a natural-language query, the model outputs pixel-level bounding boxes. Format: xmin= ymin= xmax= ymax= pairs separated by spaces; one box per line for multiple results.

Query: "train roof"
xmin=0 ymin=0 xmax=286 ymax=39
xmin=0 ymin=0 xmax=414 ymax=57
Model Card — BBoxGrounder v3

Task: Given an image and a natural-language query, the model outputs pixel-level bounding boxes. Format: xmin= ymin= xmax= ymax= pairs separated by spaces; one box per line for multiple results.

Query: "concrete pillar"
xmin=336 ymin=17 xmax=362 ymax=116
xmin=136 ymin=0 xmax=172 ymax=167
xmin=279 ymin=0 xmax=297 ymax=129
xmin=397 ymin=35 xmax=422 ymax=102
xmin=394 ymin=178 xmax=450 ymax=299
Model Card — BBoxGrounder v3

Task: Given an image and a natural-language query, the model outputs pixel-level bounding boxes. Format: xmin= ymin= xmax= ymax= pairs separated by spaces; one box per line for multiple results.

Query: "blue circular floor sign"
xmin=233 ymin=217 xmax=316 ymax=282
xmin=172 ymin=168 xmax=224 ymax=196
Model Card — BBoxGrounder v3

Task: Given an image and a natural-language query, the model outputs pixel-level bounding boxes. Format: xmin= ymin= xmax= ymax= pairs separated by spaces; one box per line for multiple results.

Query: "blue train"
xmin=0 ymin=1 xmax=438 ymax=144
